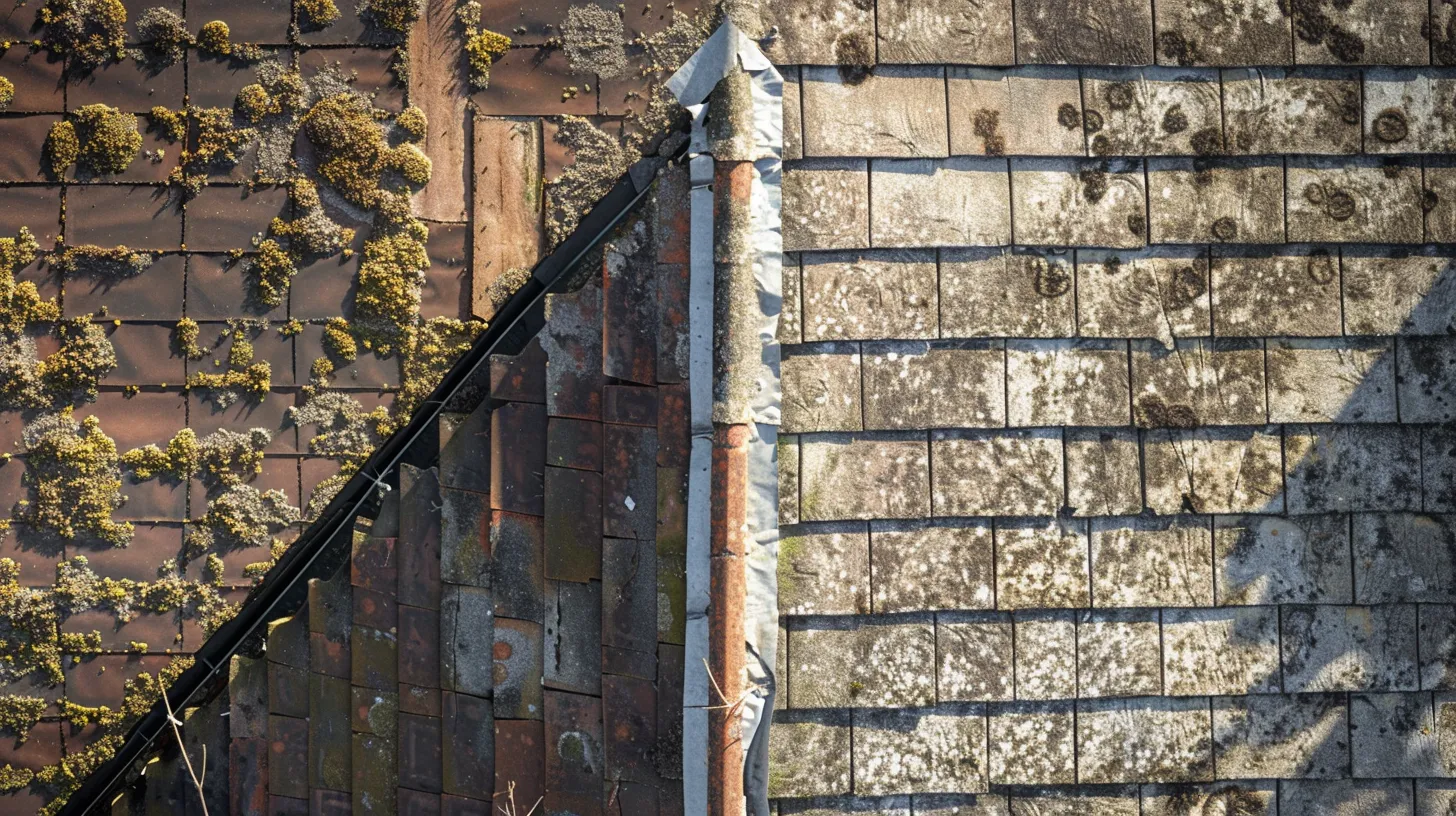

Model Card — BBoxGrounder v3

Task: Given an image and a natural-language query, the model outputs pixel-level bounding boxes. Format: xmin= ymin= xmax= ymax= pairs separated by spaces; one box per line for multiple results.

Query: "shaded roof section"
xmin=760 ymin=0 xmax=1456 ymax=813
xmin=60 ymin=154 xmax=694 ymax=814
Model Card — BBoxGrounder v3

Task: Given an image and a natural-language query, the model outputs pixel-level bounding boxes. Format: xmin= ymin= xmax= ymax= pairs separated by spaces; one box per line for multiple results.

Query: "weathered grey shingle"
xmin=1266 ymin=339 xmax=1397 ymax=424
xmin=1076 ymin=697 xmax=1214 ymax=783
xmin=1281 ymin=603 xmax=1419 ymax=692
xmin=871 ymin=158 xmax=1012 ymax=247
xmin=1010 ymin=158 xmax=1148 ymax=249
xmin=801 ymin=67 xmax=949 ymax=158
xmin=802 ymin=250 xmax=938 ymax=341
xmin=1082 ymin=68 xmax=1223 ymax=157
xmin=1221 ymin=69 xmax=1361 ymax=155
xmin=946 ymin=67 xmax=1085 ymax=157
xmin=875 ymin=0 xmax=1014 ymax=64
xmin=1286 ymin=158 xmax=1424 ymax=244
xmin=1152 ymin=0 xmax=1292 ymax=66
xmin=1005 ymin=340 xmax=1131 ymax=427
xmin=1013 ymin=0 xmax=1155 ymax=65
xmin=1076 ymin=248 xmax=1211 ymax=345
xmin=1076 ymin=610 xmax=1162 ymax=698
xmin=1146 ymin=158 xmax=1285 ymax=244
xmin=987 ymin=702 xmax=1075 ymax=785
xmin=940 ymin=248 xmax=1075 ymax=338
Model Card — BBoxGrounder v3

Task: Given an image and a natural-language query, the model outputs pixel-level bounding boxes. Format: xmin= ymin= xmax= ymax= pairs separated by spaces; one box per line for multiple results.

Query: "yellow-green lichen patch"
xmin=322 ymin=317 xmax=357 ymax=362
xmin=132 ymin=6 xmax=190 ymax=68
xmin=38 ymin=0 xmax=127 ymax=72
xmin=298 ymin=0 xmax=342 ymax=30
xmin=17 ymin=411 xmax=130 ymax=546
xmin=354 ymin=194 xmax=430 ymax=346
xmin=458 ymin=0 xmax=509 ymax=93
xmin=196 ymin=20 xmax=231 ymax=56
xmin=51 ymin=245 xmax=153 ymax=281
xmin=0 ymin=229 xmax=58 ymax=336
xmin=184 ymin=324 xmax=271 ymax=405
xmin=0 ymin=764 xmax=34 ymax=792
xmin=167 ymin=107 xmax=257 ymax=197
xmin=35 ymin=319 xmax=115 ymax=404
xmin=0 ymin=76 xmax=13 ymax=111
xmin=244 ymin=238 xmax=297 ymax=307
xmin=0 ymin=695 xmax=47 ymax=735
xmin=54 ymin=104 xmax=142 ymax=177
xmin=301 ymin=92 xmax=394 ymax=209
xmin=386 ymin=316 xmax=483 ymax=435
xmin=387 ymin=141 xmax=431 ymax=186
xmin=394 ymin=105 xmax=427 ymax=141
xmin=186 ymin=483 xmax=300 ymax=553
xmin=360 ymin=0 xmax=421 ymax=37
xmin=145 ymin=106 xmax=187 ymax=141
xmin=172 ymin=317 xmax=203 ymax=360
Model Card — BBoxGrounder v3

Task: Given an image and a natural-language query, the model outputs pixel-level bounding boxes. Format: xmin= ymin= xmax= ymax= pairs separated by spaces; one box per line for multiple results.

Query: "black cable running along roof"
xmin=58 ymin=146 xmax=680 ymax=816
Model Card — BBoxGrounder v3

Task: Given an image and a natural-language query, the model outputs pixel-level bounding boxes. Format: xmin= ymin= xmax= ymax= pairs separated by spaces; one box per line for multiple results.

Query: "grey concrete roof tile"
xmin=1364 ymin=70 xmax=1456 ymax=153
xmin=801 ymin=67 xmax=949 ymax=158
xmin=870 ymin=520 xmax=995 ymax=612
xmin=802 ymin=250 xmax=938 ymax=341
xmin=1221 ymin=68 xmax=1361 ymax=155
xmin=871 ymin=158 xmax=1012 ymax=247
xmin=1153 ymin=0 xmax=1293 ymax=66
xmin=1143 ymin=427 xmax=1284 ymax=515
xmin=1421 ymin=605 xmax=1456 ymax=690
xmin=1131 ymin=339 xmax=1267 ymax=428
xmin=1213 ymin=514 xmax=1354 ymax=605
xmin=1075 ymin=697 xmax=1214 ymax=783
xmin=930 ymin=429 xmax=1065 ymax=517
xmin=1076 ymin=248 xmax=1212 ymax=345
xmin=1351 ymin=513 xmax=1456 ymax=604
xmin=1076 ymin=610 xmax=1163 ymax=698
xmin=800 ymin=433 xmax=931 ymax=521
xmin=1284 ymin=425 xmax=1422 ymax=513
xmin=1281 ymin=603 xmax=1419 ymax=692
xmin=1013 ymin=611 xmax=1078 ymax=700
xmin=946 ymin=67 xmax=1086 ymax=157
xmin=861 ymin=341 xmax=1005 ymax=431
xmin=1065 ymin=429 xmax=1144 ymax=517
xmin=1008 ymin=786 xmax=1140 ymax=815
xmin=782 ymin=343 xmax=864 ymax=434
xmin=940 ymin=248 xmax=1076 ymax=339
xmin=875 ymin=0 xmax=1015 ymax=64
xmin=1341 ymin=249 xmax=1456 ymax=336
xmin=1090 ymin=516 xmax=1216 ymax=607
xmin=1161 ymin=607 xmax=1281 ymax=696
xmin=1290 ymin=0 xmax=1428 ymax=66
xmin=1013 ymin=0 xmax=1155 ymax=65
xmin=1006 ymin=339 xmax=1131 ymax=427
xmin=1147 ymin=157 xmax=1285 ymax=245
xmin=779 ymin=522 xmax=871 ymax=615
xmin=1396 ymin=336 xmax=1456 ymax=422
xmin=767 ymin=711 xmax=852 ymax=798
xmin=1082 ymin=68 xmax=1223 ymax=157
xmin=936 ymin=612 xmax=1015 ymax=702
xmin=1211 ymin=693 xmax=1351 ymax=778
xmin=1211 ymin=247 xmax=1343 ymax=338
xmin=1279 ymin=779 xmax=1413 ymax=816
xmin=853 ymin=707 xmax=990 ymax=794
xmin=1426 ymin=427 xmax=1456 ymax=513
xmin=1267 ymin=338 xmax=1396 ymax=423
xmin=995 ymin=519 xmax=1090 ymax=610
xmin=1349 ymin=691 xmax=1443 ymax=777
xmin=1010 ymin=158 xmax=1148 ymax=249
xmin=783 ymin=160 xmax=871 ymax=252
xmin=1141 ymin=783 xmax=1277 ymax=816
xmin=987 ymin=701 xmax=1076 ymax=785
xmin=1287 ymin=158 xmax=1424 ymax=244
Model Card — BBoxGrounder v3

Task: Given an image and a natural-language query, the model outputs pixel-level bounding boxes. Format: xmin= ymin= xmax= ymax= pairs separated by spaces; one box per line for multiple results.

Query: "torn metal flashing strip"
xmin=669 ymin=20 xmax=783 ymax=816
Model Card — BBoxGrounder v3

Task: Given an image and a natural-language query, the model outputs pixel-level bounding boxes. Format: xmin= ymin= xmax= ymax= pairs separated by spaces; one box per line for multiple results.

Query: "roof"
xmin=757 ymin=0 xmax=1456 ymax=813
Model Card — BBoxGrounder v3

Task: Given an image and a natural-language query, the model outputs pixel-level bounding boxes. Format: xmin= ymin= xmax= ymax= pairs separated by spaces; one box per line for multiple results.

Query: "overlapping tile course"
xmin=763 ymin=0 xmax=1456 ymax=811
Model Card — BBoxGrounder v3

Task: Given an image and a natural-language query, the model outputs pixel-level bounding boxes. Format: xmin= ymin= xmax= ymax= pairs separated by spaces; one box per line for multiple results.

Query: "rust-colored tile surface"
xmin=67 ymin=58 xmax=186 ymax=112
xmin=184 ymin=185 xmax=289 ymax=251
xmin=64 ymin=252 xmax=185 ymax=319
xmin=469 ymin=47 xmax=598 ymax=116
xmin=0 ymin=47 xmax=65 ymax=112
xmin=0 ymin=115 xmax=59 ymax=181
xmin=66 ymin=184 xmax=182 ymax=249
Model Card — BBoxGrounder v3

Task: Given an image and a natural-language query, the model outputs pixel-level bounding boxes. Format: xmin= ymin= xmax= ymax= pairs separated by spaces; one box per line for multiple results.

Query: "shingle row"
xmin=787 ymin=66 xmax=1456 ymax=160
xmin=783 ymin=336 xmax=1454 ymax=432
xmin=752 ymin=0 xmax=1441 ymax=68
xmin=780 ymin=425 xmax=1453 ymax=521
xmin=779 ymin=514 xmax=1456 ymax=615
xmin=769 ymin=692 xmax=1456 ymax=797
xmin=782 ymin=156 xmax=1456 ymax=251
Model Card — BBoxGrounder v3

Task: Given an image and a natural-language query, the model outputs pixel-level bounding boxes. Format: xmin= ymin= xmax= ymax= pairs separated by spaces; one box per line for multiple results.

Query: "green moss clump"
xmin=186 ymin=327 xmax=271 ymax=405
xmin=173 ymin=317 xmax=203 ymax=360
xmin=395 ymin=105 xmax=427 ymax=141
xmin=245 ymin=239 xmax=296 ymax=307
xmin=146 ymin=106 xmax=187 ymax=141
xmin=62 ymin=104 xmax=142 ymax=176
xmin=463 ymin=28 xmax=510 ymax=92
xmin=0 ymin=76 xmax=13 ymax=112
xmin=0 ymin=229 xmax=58 ymax=337
xmin=355 ymin=199 xmax=429 ymax=340
xmin=18 ymin=411 xmax=131 ymax=546
xmin=43 ymin=121 xmax=79 ymax=177
xmin=235 ymin=83 xmax=274 ymax=123
xmin=387 ymin=142 xmax=432 ymax=186
xmin=360 ymin=0 xmax=421 ymax=36
xmin=133 ymin=6 xmax=191 ymax=67
xmin=0 ymin=765 xmax=33 ymax=793
xmin=38 ymin=0 xmax=127 ymax=72
xmin=120 ymin=427 xmax=199 ymax=480
xmin=196 ymin=20 xmax=231 ymax=55
xmin=51 ymin=244 xmax=152 ymax=280
xmin=167 ymin=107 xmax=257 ymax=196
xmin=297 ymin=0 xmax=341 ymax=29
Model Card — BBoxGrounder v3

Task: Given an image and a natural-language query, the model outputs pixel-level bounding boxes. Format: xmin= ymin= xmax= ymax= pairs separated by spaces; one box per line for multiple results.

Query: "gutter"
xmin=668 ymin=22 xmax=783 ymax=816
xmin=58 ymin=145 xmax=681 ymax=816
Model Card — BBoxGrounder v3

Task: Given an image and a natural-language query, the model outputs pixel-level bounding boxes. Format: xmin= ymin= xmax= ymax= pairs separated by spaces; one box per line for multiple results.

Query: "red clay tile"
xmin=654 ymin=169 xmax=690 ymax=268
xmin=67 ymin=58 xmax=185 ymax=113
xmin=398 ymin=604 xmax=440 ymax=688
xmin=231 ymin=737 xmax=269 ymax=816
xmin=64 ymin=251 xmax=184 ymax=319
xmin=494 ymin=719 xmax=545 ymax=812
xmin=470 ymin=47 xmax=597 ymax=116
xmin=67 ymin=184 xmax=182 ymax=249
xmin=352 ymin=587 xmax=397 ymax=631
xmin=442 ymin=692 xmax=494 ymax=800
xmin=300 ymin=47 xmax=404 ymax=111
xmin=289 ymin=253 xmax=359 ymax=319
xmin=546 ymin=417 xmax=603 ymax=471
xmin=297 ymin=323 xmax=400 ymax=388
xmin=184 ymin=185 xmax=288 ymax=252
xmin=267 ymin=715 xmax=309 ymax=799
xmin=602 ymin=674 xmax=656 ymax=783
xmin=492 ymin=617 xmax=543 ymax=720
xmin=655 ymin=642 xmax=683 ymax=783
xmin=544 ymin=690 xmax=604 ymax=802
xmin=186 ymin=49 xmax=293 ymax=109
xmin=439 ymin=409 xmax=491 ymax=494
xmin=268 ymin=663 xmax=310 ymax=718
xmin=398 ymin=712 xmax=443 ymax=794
xmin=188 ymin=389 xmax=300 ymax=454
xmin=398 ymin=465 xmax=443 ymax=610
xmin=0 ymin=115 xmax=58 ymax=182
xmin=70 ymin=389 xmax=187 ymax=451
xmin=187 ymin=253 xmax=287 ymax=320
xmin=604 ymin=385 xmax=656 ymax=427
xmin=422 ymin=222 xmax=468 ymax=319
xmin=0 ymin=524 xmax=62 ymax=587
xmin=189 ymin=0 xmax=292 ymax=43
xmin=398 ymin=788 xmax=442 ymax=816
xmin=0 ymin=186 xmax=61 ymax=242
xmin=399 ymin=683 xmax=442 ymax=717
xmin=63 ymin=607 xmax=180 ymax=652
xmin=62 ymin=654 xmax=171 ymax=707
xmin=0 ymin=47 xmax=65 ymax=113
xmin=269 ymin=794 xmax=310 ymax=815
xmin=490 ymin=401 xmax=546 ymax=514
xmin=602 ymin=537 xmax=656 ymax=655
xmin=114 ymin=471 xmax=188 ymax=520
xmin=656 ymin=384 xmax=688 ymax=468
xmin=602 ymin=424 xmax=656 ymax=541
xmin=491 ymin=510 xmax=545 ymax=622
xmin=311 ymin=788 xmax=352 ymax=815
xmin=352 ymin=534 xmax=396 ymax=591
xmin=309 ymin=629 xmax=348 ymax=679
xmin=489 ymin=336 xmax=546 ymax=403
xmin=103 ymin=322 xmax=187 ymax=385
xmin=543 ymin=466 xmax=602 ymax=583
xmin=603 ymin=253 xmax=657 ymax=386
xmin=0 ymin=720 xmax=61 ymax=771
